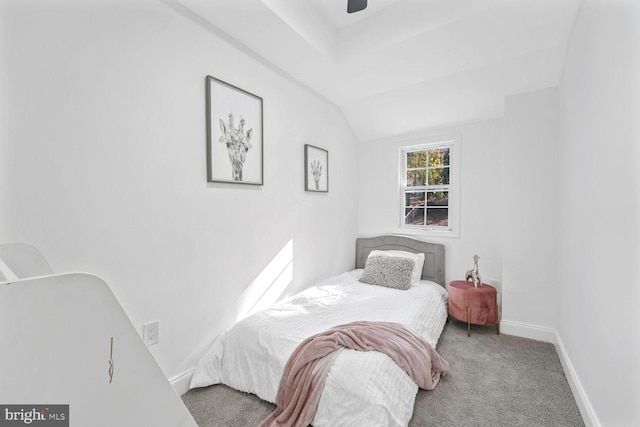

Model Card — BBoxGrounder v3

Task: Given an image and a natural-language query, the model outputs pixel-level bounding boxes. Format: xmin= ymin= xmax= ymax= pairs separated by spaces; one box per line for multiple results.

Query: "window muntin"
xmin=400 ymin=142 xmax=456 ymax=234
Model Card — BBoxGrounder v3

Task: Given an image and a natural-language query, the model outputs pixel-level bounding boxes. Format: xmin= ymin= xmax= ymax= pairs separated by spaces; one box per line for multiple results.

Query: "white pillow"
xmin=368 ymin=250 xmax=425 ymax=283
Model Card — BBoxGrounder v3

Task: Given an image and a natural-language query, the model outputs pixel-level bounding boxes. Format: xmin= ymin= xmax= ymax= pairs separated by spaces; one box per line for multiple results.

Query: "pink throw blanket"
xmin=259 ymin=321 xmax=449 ymax=427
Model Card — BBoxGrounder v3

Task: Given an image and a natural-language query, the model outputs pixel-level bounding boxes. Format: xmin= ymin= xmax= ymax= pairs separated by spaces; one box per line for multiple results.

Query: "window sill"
xmin=395 ymin=227 xmax=460 ymax=239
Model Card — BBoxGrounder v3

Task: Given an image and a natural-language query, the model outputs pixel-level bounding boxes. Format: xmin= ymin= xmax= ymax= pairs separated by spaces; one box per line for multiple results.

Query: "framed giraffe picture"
xmin=206 ymin=75 xmax=263 ymax=185
xmin=304 ymin=144 xmax=328 ymax=192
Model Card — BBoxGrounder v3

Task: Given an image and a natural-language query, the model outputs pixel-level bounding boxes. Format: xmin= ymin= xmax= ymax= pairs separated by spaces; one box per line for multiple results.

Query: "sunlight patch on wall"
xmin=235 ymin=239 xmax=294 ymax=321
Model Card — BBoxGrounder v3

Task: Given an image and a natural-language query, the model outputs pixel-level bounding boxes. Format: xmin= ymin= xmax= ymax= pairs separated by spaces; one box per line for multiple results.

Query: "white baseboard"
xmin=170 ymin=368 xmax=195 ymax=397
xmin=500 ymin=319 xmax=556 ymax=343
xmin=500 ymin=320 xmax=600 ymax=427
xmin=553 ymin=331 xmax=601 ymax=427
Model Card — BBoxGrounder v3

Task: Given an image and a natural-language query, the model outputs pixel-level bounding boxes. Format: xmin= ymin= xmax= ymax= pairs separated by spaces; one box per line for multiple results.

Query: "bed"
xmin=190 ymin=235 xmax=448 ymax=426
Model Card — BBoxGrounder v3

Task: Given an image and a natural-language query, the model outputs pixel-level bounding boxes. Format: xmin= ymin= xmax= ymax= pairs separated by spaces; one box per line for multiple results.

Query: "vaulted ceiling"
xmin=176 ymin=0 xmax=582 ymax=142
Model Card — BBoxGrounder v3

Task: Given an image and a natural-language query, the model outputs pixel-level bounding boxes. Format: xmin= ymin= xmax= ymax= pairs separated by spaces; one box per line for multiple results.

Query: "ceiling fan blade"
xmin=347 ymin=0 xmax=367 ymax=14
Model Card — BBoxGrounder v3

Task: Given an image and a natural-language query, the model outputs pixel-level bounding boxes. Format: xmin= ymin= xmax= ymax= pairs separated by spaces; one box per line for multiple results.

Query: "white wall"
xmin=502 ymin=87 xmax=560 ymax=329
xmin=356 ymin=85 xmax=564 ymax=333
xmin=0 ymin=0 xmax=359 ymax=380
xmin=559 ymin=0 xmax=640 ymax=424
xmin=358 ymin=119 xmax=503 ymax=286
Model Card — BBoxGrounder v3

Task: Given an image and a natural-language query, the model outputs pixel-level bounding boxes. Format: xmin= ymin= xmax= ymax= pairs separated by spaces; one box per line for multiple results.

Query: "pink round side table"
xmin=448 ymin=280 xmax=499 ymax=337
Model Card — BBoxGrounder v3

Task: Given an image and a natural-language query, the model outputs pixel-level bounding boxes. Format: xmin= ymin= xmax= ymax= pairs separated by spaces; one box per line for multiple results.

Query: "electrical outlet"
xmin=143 ymin=321 xmax=160 ymax=346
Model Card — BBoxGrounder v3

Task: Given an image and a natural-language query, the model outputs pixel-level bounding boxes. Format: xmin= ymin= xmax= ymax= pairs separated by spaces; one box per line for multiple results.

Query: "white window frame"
xmin=397 ymin=137 xmax=460 ymax=238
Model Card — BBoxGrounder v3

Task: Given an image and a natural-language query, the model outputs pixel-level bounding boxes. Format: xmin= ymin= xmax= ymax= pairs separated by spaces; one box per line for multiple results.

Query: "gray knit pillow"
xmin=359 ymin=255 xmax=415 ymax=290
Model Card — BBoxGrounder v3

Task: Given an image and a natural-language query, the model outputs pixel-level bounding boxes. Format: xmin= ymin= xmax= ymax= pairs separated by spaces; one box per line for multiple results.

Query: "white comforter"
xmin=190 ymin=270 xmax=448 ymax=427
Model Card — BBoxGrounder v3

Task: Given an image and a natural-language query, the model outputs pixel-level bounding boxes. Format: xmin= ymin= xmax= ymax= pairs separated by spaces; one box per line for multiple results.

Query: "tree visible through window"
xmin=400 ymin=142 xmax=455 ymax=232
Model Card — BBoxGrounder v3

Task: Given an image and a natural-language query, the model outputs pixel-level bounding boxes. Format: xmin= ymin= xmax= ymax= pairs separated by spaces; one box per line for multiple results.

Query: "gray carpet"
xmin=182 ymin=321 xmax=584 ymax=426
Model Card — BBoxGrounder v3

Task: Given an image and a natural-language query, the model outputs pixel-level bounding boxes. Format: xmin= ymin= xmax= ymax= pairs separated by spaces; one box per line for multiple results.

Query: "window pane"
xmin=427 ymin=191 xmax=448 ymax=206
xmin=407 ymin=151 xmax=426 ymax=168
xmin=428 ymin=167 xmax=450 ymax=185
xmin=404 ymin=207 xmax=425 ymax=225
xmin=426 ymin=208 xmax=449 ymax=226
xmin=405 ymin=191 xmax=425 ymax=206
xmin=406 ymin=169 xmax=426 ymax=186
xmin=400 ymin=141 xmax=456 ymax=234
xmin=428 ymin=148 xmax=450 ymax=167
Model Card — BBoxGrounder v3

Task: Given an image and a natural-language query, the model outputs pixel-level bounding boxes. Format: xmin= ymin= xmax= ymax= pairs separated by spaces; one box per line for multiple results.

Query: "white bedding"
xmin=190 ymin=269 xmax=448 ymax=427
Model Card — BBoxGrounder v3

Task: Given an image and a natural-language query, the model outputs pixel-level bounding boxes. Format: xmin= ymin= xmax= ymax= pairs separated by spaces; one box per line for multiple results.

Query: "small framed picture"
xmin=304 ymin=144 xmax=328 ymax=192
xmin=206 ymin=75 xmax=263 ymax=185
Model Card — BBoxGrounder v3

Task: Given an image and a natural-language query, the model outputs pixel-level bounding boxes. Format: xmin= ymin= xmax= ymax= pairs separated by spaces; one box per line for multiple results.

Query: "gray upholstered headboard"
xmin=355 ymin=235 xmax=446 ymax=288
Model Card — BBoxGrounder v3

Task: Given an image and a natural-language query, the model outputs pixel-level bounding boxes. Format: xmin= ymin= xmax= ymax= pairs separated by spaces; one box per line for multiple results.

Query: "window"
xmin=399 ymin=139 xmax=459 ymax=237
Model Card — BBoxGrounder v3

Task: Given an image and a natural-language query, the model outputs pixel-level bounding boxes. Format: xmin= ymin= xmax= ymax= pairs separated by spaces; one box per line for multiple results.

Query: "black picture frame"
xmin=206 ymin=75 xmax=263 ymax=185
xmin=304 ymin=144 xmax=328 ymax=192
